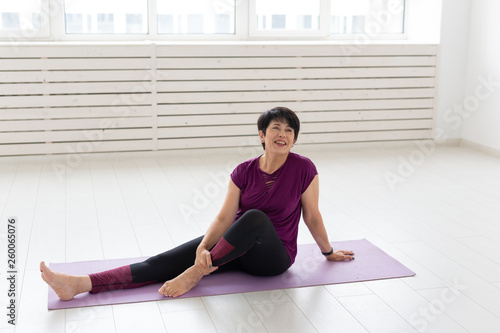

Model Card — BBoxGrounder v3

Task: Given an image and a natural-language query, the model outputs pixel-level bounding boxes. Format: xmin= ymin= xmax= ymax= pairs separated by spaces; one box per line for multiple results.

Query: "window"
xmin=127 ymin=14 xmax=144 ymax=34
xmin=2 ymin=13 xmax=20 ymax=30
xmin=249 ymin=0 xmax=405 ymax=38
xmin=251 ymin=0 xmax=324 ymax=37
xmin=330 ymin=0 xmax=405 ymax=34
xmin=64 ymin=0 xmax=148 ymax=34
xmin=157 ymin=0 xmax=235 ymax=34
xmin=0 ymin=0 xmax=49 ymax=38
xmin=1 ymin=0 xmax=406 ymax=40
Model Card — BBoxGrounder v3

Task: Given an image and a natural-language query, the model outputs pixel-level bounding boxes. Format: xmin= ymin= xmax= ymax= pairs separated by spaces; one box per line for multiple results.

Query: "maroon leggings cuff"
xmin=89 ymin=265 xmax=157 ymax=294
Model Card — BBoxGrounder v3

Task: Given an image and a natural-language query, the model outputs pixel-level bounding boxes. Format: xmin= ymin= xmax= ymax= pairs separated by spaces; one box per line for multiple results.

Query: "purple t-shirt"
xmin=230 ymin=152 xmax=318 ymax=264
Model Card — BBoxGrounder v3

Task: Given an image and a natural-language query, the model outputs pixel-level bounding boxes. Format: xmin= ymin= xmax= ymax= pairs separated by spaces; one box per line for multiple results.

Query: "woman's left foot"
xmin=158 ymin=266 xmax=204 ymax=298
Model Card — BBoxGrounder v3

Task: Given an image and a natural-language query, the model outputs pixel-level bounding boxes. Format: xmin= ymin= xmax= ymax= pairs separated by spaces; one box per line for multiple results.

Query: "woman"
xmin=41 ymin=106 xmax=354 ymax=300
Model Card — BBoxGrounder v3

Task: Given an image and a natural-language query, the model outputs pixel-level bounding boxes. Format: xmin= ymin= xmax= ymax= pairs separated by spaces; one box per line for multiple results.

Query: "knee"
xmin=239 ymin=209 xmax=271 ymax=230
xmin=242 ymin=209 xmax=269 ymax=224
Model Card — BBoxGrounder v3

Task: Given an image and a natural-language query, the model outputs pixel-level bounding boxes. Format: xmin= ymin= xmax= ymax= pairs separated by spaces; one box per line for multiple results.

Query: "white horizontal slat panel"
xmin=158 ymin=125 xmax=256 ymax=138
xmin=3 ymin=82 xmax=152 ymax=95
xmin=0 ymin=140 xmax=153 ymax=156
xmin=156 ymin=78 xmax=436 ymax=92
xmin=158 ymin=109 xmax=434 ymax=127
xmin=301 ymin=129 xmax=433 ymax=144
xmin=157 ymin=56 xmax=436 ymax=69
xmin=157 ymin=129 xmax=432 ymax=150
xmin=157 ymin=119 xmax=433 ymax=139
xmin=155 ymin=44 xmax=438 ymax=57
xmin=157 ymin=88 xmax=435 ymax=104
xmin=300 ymin=109 xmax=434 ymax=122
xmin=0 ymin=70 xmax=151 ymax=83
xmin=0 ymin=44 xmax=152 ymax=58
xmin=157 ymin=99 xmax=435 ymax=115
xmin=301 ymin=119 xmax=434 ymax=133
xmin=0 ymin=117 xmax=152 ymax=132
xmin=158 ymin=136 xmax=257 ymax=150
xmin=157 ymin=67 xmax=436 ymax=81
xmin=1 ymin=94 xmax=152 ymax=108
xmin=0 ymin=58 xmax=151 ymax=71
xmin=0 ymin=43 xmax=438 ymax=156
xmin=0 ymin=129 xmax=152 ymax=144
xmin=0 ymin=106 xmax=151 ymax=120
xmin=158 ymin=113 xmax=257 ymax=127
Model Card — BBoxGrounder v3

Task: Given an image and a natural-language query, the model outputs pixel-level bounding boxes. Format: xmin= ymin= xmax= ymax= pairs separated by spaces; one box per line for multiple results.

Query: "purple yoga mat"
xmin=48 ymin=238 xmax=415 ymax=310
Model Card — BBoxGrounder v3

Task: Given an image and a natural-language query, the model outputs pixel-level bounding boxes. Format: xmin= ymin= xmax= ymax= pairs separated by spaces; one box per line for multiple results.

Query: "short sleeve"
xmin=300 ymin=156 xmax=318 ymax=194
xmin=230 ymin=160 xmax=248 ymax=191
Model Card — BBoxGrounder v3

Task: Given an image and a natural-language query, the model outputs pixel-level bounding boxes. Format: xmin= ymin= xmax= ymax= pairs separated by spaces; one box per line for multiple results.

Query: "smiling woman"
xmin=40 ymin=106 xmax=354 ymax=301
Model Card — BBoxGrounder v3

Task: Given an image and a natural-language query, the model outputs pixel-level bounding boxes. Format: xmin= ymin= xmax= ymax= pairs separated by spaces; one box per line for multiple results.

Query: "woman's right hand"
xmin=195 ymin=247 xmax=218 ymax=275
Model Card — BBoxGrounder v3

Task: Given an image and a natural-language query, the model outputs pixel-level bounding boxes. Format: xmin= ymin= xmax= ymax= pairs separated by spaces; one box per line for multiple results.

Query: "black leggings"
xmin=130 ymin=209 xmax=291 ymax=284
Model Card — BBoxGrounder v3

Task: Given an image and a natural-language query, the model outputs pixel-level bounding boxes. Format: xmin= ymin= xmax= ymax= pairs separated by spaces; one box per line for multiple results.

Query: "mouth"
xmin=274 ymin=140 xmax=287 ymax=146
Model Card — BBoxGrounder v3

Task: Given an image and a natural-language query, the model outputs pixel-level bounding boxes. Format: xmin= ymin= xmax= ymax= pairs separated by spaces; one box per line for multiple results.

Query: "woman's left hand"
xmin=326 ymin=250 xmax=355 ymax=261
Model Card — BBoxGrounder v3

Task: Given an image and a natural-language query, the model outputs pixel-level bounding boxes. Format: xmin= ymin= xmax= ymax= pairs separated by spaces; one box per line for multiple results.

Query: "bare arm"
xmin=195 ymin=179 xmax=241 ymax=269
xmin=301 ymin=175 xmax=354 ymax=261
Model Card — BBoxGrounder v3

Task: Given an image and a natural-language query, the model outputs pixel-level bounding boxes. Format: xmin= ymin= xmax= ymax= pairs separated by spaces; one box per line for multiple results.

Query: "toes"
xmin=163 ymin=286 xmax=177 ymax=297
xmin=159 ymin=283 xmax=172 ymax=297
xmin=158 ymin=286 xmax=166 ymax=295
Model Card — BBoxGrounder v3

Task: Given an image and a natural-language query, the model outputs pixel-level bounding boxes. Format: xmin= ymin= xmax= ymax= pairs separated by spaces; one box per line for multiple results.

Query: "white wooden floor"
xmin=1 ymin=142 xmax=500 ymax=333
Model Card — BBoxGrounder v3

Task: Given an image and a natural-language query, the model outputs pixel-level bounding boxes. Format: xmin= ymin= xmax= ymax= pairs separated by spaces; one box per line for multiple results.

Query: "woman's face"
xmin=259 ymin=120 xmax=295 ymax=155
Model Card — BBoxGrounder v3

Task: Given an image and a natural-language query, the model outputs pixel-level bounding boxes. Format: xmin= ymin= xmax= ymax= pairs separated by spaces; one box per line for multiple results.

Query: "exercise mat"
xmin=48 ymin=238 xmax=415 ymax=309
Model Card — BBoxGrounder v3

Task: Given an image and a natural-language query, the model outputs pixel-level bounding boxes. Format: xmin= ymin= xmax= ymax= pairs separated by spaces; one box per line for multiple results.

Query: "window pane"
xmin=64 ymin=0 xmax=148 ymax=34
xmin=0 ymin=0 xmax=43 ymax=32
xmin=255 ymin=0 xmax=321 ymax=31
xmin=157 ymin=0 xmax=235 ymax=34
xmin=331 ymin=0 xmax=405 ymax=34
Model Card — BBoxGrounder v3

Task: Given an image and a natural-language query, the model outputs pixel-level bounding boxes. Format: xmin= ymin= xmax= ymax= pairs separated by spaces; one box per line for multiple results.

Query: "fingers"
xmin=196 ymin=250 xmax=212 ymax=269
xmin=328 ymin=250 xmax=355 ymax=261
xmin=344 ymin=252 xmax=355 ymax=260
xmin=203 ymin=251 xmax=219 ymax=272
xmin=194 ymin=250 xmax=218 ymax=275
xmin=204 ymin=251 xmax=213 ymax=269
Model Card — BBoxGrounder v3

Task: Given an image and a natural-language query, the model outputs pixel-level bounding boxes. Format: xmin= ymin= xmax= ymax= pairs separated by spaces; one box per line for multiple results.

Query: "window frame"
xmin=0 ymin=0 xmax=408 ymax=42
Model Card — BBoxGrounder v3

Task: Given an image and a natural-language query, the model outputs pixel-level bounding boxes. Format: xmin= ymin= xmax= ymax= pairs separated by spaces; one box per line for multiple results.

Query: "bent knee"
xmin=242 ymin=209 xmax=268 ymax=222
xmin=236 ymin=209 xmax=272 ymax=233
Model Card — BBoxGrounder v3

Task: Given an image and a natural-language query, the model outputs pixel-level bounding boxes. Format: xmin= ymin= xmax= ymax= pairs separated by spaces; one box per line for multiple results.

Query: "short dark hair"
xmin=257 ymin=107 xmax=300 ymax=150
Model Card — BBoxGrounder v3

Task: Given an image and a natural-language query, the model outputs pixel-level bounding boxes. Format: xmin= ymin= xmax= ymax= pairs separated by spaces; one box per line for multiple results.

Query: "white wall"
xmin=437 ymin=0 xmax=500 ymax=151
xmin=461 ymin=0 xmax=500 ymax=151
xmin=406 ymin=0 xmax=443 ymax=43
xmin=435 ymin=0 xmax=470 ymax=141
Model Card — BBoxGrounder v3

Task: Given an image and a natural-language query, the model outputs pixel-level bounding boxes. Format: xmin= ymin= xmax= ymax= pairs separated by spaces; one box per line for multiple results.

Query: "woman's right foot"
xmin=158 ymin=265 xmax=206 ymax=298
xmin=40 ymin=261 xmax=91 ymax=301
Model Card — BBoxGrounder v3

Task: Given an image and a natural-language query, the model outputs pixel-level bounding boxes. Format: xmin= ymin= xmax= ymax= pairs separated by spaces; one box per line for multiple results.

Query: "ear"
xmin=259 ymin=130 xmax=265 ymax=143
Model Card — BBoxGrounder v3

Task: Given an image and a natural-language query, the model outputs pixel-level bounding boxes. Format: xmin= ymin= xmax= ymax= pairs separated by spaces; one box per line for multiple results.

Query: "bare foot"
xmin=40 ymin=261 xmax=92 ymax=301
xmin=158 ymin=265 xmax=207 ymax=298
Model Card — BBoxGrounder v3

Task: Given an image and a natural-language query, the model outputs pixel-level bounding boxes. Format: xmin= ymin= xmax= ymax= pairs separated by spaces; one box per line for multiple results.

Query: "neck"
xmin=259 ymin=152 xmax=289 ymax=174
